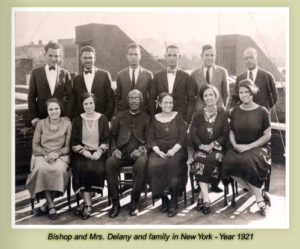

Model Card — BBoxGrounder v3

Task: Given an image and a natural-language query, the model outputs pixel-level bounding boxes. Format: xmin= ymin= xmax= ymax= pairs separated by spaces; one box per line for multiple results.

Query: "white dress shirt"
xmin=129 ymin=66 xmax=140 ymax=86
xmin=167 ymin=67 xmax=177 ymax=93
xmin=83 ymin=67 xmax=96 ymax=93
xmin=45 ymin=64 xmax=58 ymax=95
xmin=247 ymin=67 xmax=258 ymax=83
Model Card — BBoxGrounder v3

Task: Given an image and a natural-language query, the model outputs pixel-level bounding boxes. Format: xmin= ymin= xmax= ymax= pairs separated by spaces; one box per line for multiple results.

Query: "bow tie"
xmin=48 ymin=66 xmax=56 ymax=71
xmin=84 ymin=70 xmax=92 ymax=74
xmin=167 ymin=69 xmax=176 ymax=75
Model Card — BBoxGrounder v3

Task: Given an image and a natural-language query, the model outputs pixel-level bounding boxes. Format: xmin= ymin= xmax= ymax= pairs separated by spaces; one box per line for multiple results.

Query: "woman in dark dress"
xmin=71 ymin=92 xmax=110 ymax=219
xmin=222 ymin=79 xmax=271 ymax=216
xmin=147 ymin=92 xmax=188 ymax=217
xmin=190 ymin=85 xmax=228 ymax=214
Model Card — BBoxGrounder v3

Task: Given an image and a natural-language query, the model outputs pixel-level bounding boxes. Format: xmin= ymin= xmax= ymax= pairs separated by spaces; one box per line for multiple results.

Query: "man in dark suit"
xmin=72 ymin=46 xmax=115 ymax=119
xmin=28 ymin=41 xmax=73 ymax=126
xmin=191 ymin=44 xmax=229 ymax=112
xmin=149 ymin=45 xmax=195 ymax=124
xmin=232 ymin=47 xmax=278 ymax=110
xmin=106 ymin=89 xmax=149 ymax=218
xmin=116 ymin=43 xmax=153 ymax=113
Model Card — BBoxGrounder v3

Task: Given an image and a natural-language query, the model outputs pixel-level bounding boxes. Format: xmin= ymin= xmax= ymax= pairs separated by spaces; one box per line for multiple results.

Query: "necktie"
xmin=206 ymin=68 xmax=210 ymax=83
xmin=131 ymin=69 xmax=136 ymax=89
xmin=249 ymin=71 xmax=253 ymax=81
xmin=84 ymin=70 xmax=92 ymax=74
xmin=167 ymin=69 xmax=176 ymax=75
xmin=49 ymin=66 xmax=56 ymax=71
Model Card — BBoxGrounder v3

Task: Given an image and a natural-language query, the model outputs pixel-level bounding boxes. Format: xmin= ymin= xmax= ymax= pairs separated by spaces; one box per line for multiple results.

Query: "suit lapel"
xmin=199 ymin=66 xmax=206 ymax=83
xmin=41 ymin=66 xmax=52 ymax=96
xmin=53 ymin=66 xmax=61 ymax=95
xmin=162 ymin=70 xmax=169 ymax=92
xmin=91 ymin=67 xmax=98 ymax=93
xmin=211 ymin=66 xmax=217 ymax=84
xmin=135 ymin=67 xmax=143 ymax=89
xmin=79 ymin=73 xmax=88 ymax=92
xmin=125 ymin=67 xmax=133 ymax=89
xmin=172 ymin=69 xmax=182 ymax=93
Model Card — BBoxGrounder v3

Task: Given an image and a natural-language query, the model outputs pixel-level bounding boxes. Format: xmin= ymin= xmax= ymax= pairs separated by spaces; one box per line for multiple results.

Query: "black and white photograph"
xmin=12 ymin=7 xmax=288 ymax=228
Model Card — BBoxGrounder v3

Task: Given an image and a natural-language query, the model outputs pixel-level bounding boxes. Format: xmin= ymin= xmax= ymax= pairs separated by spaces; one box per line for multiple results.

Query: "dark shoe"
xmin=211 ymin=185 xmax=223 ymax=193
xmin=168 ymin=207 xmax=177 ymax=217
xmin=48 ymin=207 xmax=58 ymax=220
xmin=82 ymin=206 xmax=92 ymax=220
xmin=202 ymin=202 xmax=212 ymax=215
xmin=75 ymin=202 xmax=85 ymax=216
xmin=129 ymin=202 xmax=139 ymax=216
xmin=109 ymin=202 xmax=120 ymax=218
xmin=160 ymin=195 xmax=169 ymax=213
xmin=257 ymin=201 xmax=268 ymax=216
xmin=36 ymin=203 xmax=48 ymax=216
xmin=262 ymin=190 xmax=271 ymax=207
xmin=196 ymin=199 xmax=204 ymax=211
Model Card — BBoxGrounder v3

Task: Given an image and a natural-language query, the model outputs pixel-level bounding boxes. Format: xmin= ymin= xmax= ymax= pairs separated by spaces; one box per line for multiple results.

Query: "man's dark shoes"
xmin=211 ymin=184 xmax=223 ymax=193
xmin=168 ymin=206 xmax=177 ymax=217
xmin=129 ymin=201 xmax=139 ymax=216
xmin=196 ymin=198 xmax=204 ymax=211
xmin=160 ymin=196 xmax=169 ymax=213
xmin=109 ymin=201 xmax=120 ymax=218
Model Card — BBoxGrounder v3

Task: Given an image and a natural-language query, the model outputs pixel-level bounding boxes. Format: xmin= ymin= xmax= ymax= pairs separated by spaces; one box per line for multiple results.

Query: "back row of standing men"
xmin=27 ymin=41 xmax=278 ymax=126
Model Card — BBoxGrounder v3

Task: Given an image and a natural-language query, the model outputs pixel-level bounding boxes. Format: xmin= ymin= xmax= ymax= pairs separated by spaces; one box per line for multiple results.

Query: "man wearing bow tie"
xmin=72 ymin=46 xmax=115 ymax=119
xmin=28 ymin=41 xmax=73 ymax=127
xmin=231 ymin=47 xmax=278 ymax=110
xmin=191 ymin=44 xmax=229 ymax=112
xmin=116 ymin=43 xmax=153 ymax=114
xmin=149 ymin=45 xmax=195 ymax=124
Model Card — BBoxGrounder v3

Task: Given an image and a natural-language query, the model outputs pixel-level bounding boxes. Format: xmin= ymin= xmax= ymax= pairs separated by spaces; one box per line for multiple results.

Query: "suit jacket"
xmin=149 ymin=68 xmax=195 ymax=123
xmin=72 ymin=68 xmax=115 ymax=119
xmin=116 ymin=67 xmax=153 ymax=113
xmin=231 ymin=68 xmax=278 ymax=110
xmin=27 ymin=65 xmax=73 ymax=120
xmin=110 ymin=110 xmax=150 ymax=151
xmin=191 ymin=65 xmax=229 ymax=112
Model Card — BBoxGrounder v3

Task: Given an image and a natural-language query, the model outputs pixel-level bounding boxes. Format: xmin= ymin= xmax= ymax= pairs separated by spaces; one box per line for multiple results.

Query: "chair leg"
xmin=223 ymin=185 xmax=228 ymax=207
xmin=30 ymin=198 xmax=35 ymax=214
xmin=184 ymin=187 xmax=187 ymax=206
xmin=264 ymin=166 xmax=272 ymax=192
xmin=235 ymin=181 xmax=239 ymax=195
xmin=189 ymin=172 xmax=195 ymax=204
xmin=67 ymin=181 xmax=71 ymax=210
xmin=231 ymin=180 xmax=236 ymax=206
xmin=76 ymin=193 xmax=80 ymax=207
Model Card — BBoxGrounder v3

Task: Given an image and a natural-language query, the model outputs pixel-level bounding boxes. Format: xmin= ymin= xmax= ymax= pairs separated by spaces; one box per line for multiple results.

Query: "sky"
xmin=14 ymin=8 xmax=287 ymax=59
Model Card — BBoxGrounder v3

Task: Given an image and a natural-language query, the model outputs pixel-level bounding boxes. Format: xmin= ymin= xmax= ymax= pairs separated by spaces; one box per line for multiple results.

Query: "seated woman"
xmin=26 ymin=98 xmax=71 ymax=220
xmin=71 ymin=92 xmax=109 ymax=220
xmin=222 ymin=79 xmax=271 ymax=216
xmin=190 ymin=85 xmax=228 ymax=214
xmin=147 ymin=92 xmax=188 ymax=217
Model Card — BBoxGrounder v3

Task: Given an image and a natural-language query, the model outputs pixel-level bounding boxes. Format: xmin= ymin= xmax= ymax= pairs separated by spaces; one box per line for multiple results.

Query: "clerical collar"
xmin=129 ymin=109 xmax=140 ymax=115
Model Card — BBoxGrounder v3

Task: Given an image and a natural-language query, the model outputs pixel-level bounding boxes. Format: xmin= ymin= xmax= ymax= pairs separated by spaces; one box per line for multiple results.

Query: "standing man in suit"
xmin=116 ymin=43 xmax=153 ymax=113
xmin=106 ymin=90 xmax=149 ymax=218
xmin=72 ymin=46 xmax=115 ymax=120
xmin=28 ymin=41 xmax=73 ymax=127
xmin=149 ymin=45 xmax=195 ymax=124
xmin=232 ymin=47 xmax=278 ymax=110
xmin=191 ymin=44 xmax=229 ymax=112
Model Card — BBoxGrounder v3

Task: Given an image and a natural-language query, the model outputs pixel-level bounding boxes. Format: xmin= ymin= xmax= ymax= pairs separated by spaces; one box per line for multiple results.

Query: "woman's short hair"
xmin=45 ymin=98 xmax=63 ymax=112
xmin=80 ymin=92 xmax=97 ymax=105
xmin=199 ymin=84 xmax=220 ymax=102
xmin=157 ymin=92 xmax=174 ymax=104
xmin=238 ymin=79 xmax=259 ymax=95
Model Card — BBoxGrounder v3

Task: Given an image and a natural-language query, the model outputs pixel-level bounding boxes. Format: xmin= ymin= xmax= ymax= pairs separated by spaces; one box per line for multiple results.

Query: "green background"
xmin=0 ymin=0 xmax=297 ymax=248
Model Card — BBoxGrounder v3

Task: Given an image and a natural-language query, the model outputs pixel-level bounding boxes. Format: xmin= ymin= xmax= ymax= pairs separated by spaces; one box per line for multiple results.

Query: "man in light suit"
xmin=116 ymin=43 xmax=153 ymax=114
xmin=191 ymin=44 xmax=229 ymax=112
xmin=232 ymin=47 xmax=278 ymax=110
xmin=28 ymin=41 xmax=73 ymax=126
xmin=72 ymin=46 xmax=115 ymax=120
xmin=149 ymin=45 xmax=195 ymax=124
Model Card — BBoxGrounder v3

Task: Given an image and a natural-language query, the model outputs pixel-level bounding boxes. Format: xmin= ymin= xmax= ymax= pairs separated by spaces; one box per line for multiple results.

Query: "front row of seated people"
xmin=26 ymin=80 xmax=271 ymax=220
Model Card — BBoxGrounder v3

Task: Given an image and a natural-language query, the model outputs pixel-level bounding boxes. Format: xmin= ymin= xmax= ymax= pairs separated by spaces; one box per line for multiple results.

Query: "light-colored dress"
xmin=26 ymin=117 xmax=72 ymax=198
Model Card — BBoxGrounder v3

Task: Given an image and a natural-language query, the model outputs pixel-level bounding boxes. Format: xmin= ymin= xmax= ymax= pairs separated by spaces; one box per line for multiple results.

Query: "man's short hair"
xmin=127 ymin=89 xmax=144 ymax=102
xmin=126 ymin=43 xmax=141 ymax=54
xmin=201 ymin=44 xmax=214 ymax=54
xmin=44 ymin=41 xmax=61 ymax=53
xmin=166 ymin=44 xmax=179 ymax=54
xmin=80 ymin=46 xmax=96 ymax=56
xmin=243 ymin=47 xmax=258 ymax=58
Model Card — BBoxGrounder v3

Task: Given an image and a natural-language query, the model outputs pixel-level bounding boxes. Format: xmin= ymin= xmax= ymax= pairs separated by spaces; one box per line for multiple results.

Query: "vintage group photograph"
xmin=12 ymin=7 xmax=288 ymax=228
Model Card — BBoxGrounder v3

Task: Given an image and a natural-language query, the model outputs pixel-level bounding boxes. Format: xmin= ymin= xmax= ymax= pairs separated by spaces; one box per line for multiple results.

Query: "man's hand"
xmin=153 ymin=146 xmax=167 ymax=158
xmin=81 ymin=150 xmax=92 ymax=159
xmin=112 ymin=149 xmax=122 ymax=159
xmin=91 ymin=150 xmax=102 ymax=160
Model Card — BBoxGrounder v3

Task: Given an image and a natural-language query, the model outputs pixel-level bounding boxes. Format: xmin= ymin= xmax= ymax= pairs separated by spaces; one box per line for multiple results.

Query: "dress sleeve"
xmin=176 ymin=113 xmax=188 ymax=147
xmin=261 ymin=107 xmax=271 ymax=132
xmin=57 ymin=120 xmax=71 ymax=156
xmin=71 ymin=117 xmax=82 ymax=147
xmin=32 ymin=120 xmax=47 ymax=156
xmin=229 ymin=108 xmax=236 ymax=132
xmin=99 ymin=115 xmax=110 ymax=146
xmin=147 ymin=119 xmax=158 ymax=149
xmin=215 ymin=111 xmax=229 ymax=146
xmin=190 ymin=113 xmax=203 ymax=148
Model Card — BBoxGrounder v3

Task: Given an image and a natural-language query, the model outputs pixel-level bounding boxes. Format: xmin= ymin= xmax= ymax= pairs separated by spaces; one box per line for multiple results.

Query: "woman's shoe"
xmin=202 ymin=202 xmax=212 ymax=215
xmin=257 ymin=201 xmax=268 ymax=216
xmin=48 ymin=207 xmax=58 ymax=220
xmin=262 ymin=190 xmax=271 ymax=207
xmin=75 ymin=202 xmax=85 ymax=216
xmin=196 ymin=199 xmax=204 ymax=211
xmin=82 ymin=206 xmax=92 ymax=220
xmin=36 ymin=202 xmax=48 ymax=216
xmin=168 ymin=207 xmax=177 ymax=217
